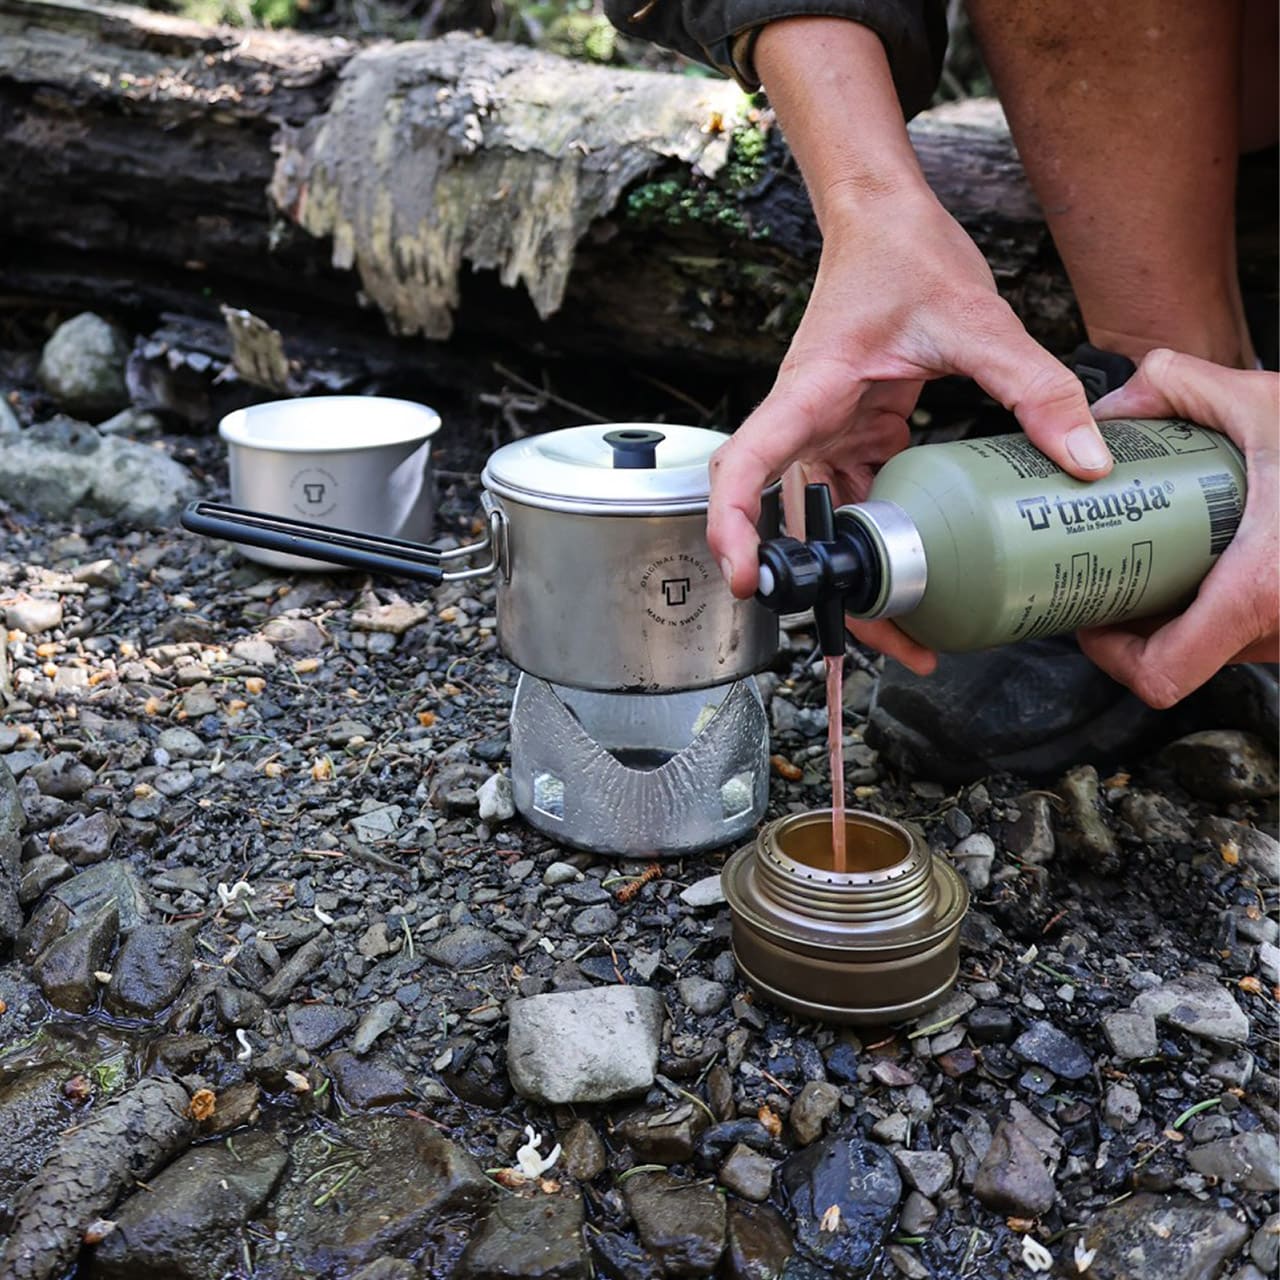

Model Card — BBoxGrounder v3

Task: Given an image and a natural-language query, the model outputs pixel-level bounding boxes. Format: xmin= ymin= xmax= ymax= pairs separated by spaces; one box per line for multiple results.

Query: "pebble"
xmin=789 ymin=1080 xmax=842 ymax=1146
xmin=624 ymin=1171 xmax=726 ymax=1277
xmin=157 ymin=726 xmax=206 ymax=760
xmin=457 ymin=1192 xmax=588 ymax=1280
xmin=48 ymin=810 xmax=120 ymax=866
xmin=1250 ymin=1214 xmax=1280 ymax=1274
xmin=1012 ymin=1020 xmax=1092 ymax=1080
xmin=1132 ymin=974 xmax=1250 ymax=1045
xmin=37 ymin=312 xmax=130 ymax=418
xmin=1002 ymin=793 xmax=1056 ymax=866
xmin=1187 ymin=1132 xmax=1280 ymax=1192
xmin=570 ymin=904 xmax=618 ymax=937
xmin=558 ymin=1118 xmax=606 ymax=1182
xmin=949 ymin=833 xmax=995 ymax=892
xmin=542 ymin=861 xmax=581 ymax=886
xmin=1103 ymin=1081 xmax=1142 ymax=1129
xmin=324 ymin=1051 xmax=416 ymax=1109
xmin=423 ymin=926 xmax=514 ymax=970
xmin=1258 ymin=939 xmax=1280 ymax=986
xmin=1056 ymin=764 xmax=1118 ymax=869
xmin=892 ymin=1149 xmax=953 ymax=1198
xmin=1162 ymin=730 xmax=1279 ymax=801
xmin=718 ymin=1143 xmax=775 ymax=1202
xmin=1102 ymin=1009 xmax=1159 ymax=1061
xmin=967 ymin=1005 xmax=1014 ymax=1043
xmin=3 ymin=596 xmax=63 ymax=635
xmin=676 ymin=977 xmax=728 ymax=1017
xmin=32 ymin=900 xmax=117 ymax=1013
xmin=1078 ymin=1193 xmax=1249 ymax=1280
xmin=899 ymin=1190 xmax=937 ymax=1236
xmin=725 ymin=1201 xmax=793 ymax=1280
xmin=973 ymin=1120 xmax=1055 ymax=1216
xmin=105 ymin=924 xmax=193 ymax=1017
xmin=680 ymin=874 xmax=727 ymax=908
xmin=350 ymin=999 xmax=401 ymax=1054
xmin=286 ymin=1003 xmax=357 ymax=1052
xmin=476 ymin=773 xmax=515 ymax=823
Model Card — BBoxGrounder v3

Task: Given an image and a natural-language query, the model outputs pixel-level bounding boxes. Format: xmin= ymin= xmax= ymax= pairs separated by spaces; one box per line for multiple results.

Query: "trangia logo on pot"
xmin=290 ymin=467 xmax=339 ymax=518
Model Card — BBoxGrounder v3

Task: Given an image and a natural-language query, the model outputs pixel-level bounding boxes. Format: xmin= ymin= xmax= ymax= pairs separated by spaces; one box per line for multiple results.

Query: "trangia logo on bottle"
xmin=1016 ymin=478 xmax=1172 ymax=532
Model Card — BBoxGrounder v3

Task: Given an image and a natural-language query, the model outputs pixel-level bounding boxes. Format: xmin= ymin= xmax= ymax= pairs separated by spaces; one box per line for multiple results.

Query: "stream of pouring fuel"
xmin=825 ymin=655 xmax=846 ymax=873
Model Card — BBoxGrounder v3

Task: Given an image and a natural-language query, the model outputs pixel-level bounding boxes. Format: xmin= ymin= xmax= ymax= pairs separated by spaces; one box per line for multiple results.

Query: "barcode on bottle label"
xmin=1198 ymin=472 xmax=1242 ymax=555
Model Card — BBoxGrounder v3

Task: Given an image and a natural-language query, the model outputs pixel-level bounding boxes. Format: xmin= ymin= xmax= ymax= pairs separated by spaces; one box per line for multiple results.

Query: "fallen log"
xmin=0 ymin=0 xmax=1274 ymax=381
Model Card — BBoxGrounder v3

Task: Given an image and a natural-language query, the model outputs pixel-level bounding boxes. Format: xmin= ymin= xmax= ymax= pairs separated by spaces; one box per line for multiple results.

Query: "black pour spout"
xmin=755 ymin=483 xmax=882 ymax=657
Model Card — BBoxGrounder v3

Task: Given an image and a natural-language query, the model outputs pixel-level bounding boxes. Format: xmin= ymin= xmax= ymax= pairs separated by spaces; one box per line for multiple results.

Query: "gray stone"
xmin=0 ymin=760 xmax=21 ymax=952
xmin=1102 ymin=1010 xmax=1159 ymax=1061
xmin=782 ymin=1137 xmax=902 ymax=1275
xmin=1258 ymin=940 xmax=1280 ymax=986
xmin=0 ymin=418 xmax=197 ymax=524
xmin=286 ymin=1003 xmax=357 ymax=1052
xmin=425 ymin=926 xmax=514 ymax=970
xmin=38 ymin=313 xmax=129 ymax=418
xmin=270 ymin=1115 xmax=492 ymax=1274
xmin=1078 ymin=1193 xmax=1249 ymax=1280
xmin=949 ymin=833 xmax=995 ymax=892
xmin=457 ymin=1192 xmax=588 ymax=1280
xmin=72 ymin=558 xmax=124 ymax=588
xmin=680 ymin=874 xmax=727 ymax=908
xmin=0 ymin=1065 xmax=78 ymax=1208
xmin=1003 ymin=793 xmax=1056 ymax=866
xmin=106 ymin=924 xmax=193 ymax=1016
xmin=559 ymin=1118 xmax=606 ymax=1182
xmin=4 ymin=596 xmax=63 ymax=634
xmin=789 ymin=1080 xmax=842 ymax=1147
xmin=624 ymin=1171 xmax=726 ymax=1277
xmin=29 ymin=752 xmax=95 ymax=798
xmin=350 ymin=999 xmax=401 ymax=1055
xmin=1187 ymin=1132 xmax=1280 ymax=1192
xmin=51 ymin=859 xmax=149 ymax=931
xmin=93 ymin=1131 xmax=288 ymax=1280
xmin=0 ymin=397 xmax=17 ymax=434
xmin=1250 ymin=1214 xmax=1280 ymax=1275
xmin=617 ymin=1103 xmax=707 ymax=1164
xmin=48 ymin=810 xmax=120 ymax=866
xmin=1163 ymin=731 xmax=1279 ymax=801
xmin=325 ymin=1051 xmax=416 ymax=1109
xmin=1133 ymin=974 xmax=1250 ymax=1045
xmin=1012 ymin=1020 xmax=1091 ymax=1080
xmin=1119 ymin=790 xmax=1193 ymax=843
xmin=19 ymin=851 xmax=71 ymax=906
xmin=260 ymin=933 xmax=331 ymax=1006
xmin=1056 ymin=764 xmax=1118 ymax=868
xmin=476 ymin=772 xmax=515 ymax=823
xmin=157 ymin=726 xmax=206 ymax=760
xmin=214 ymin=983 xmax=264 ymax=1030
xmin=973 ymin=1120 xmax=1055 ymax=1216
xmin=259 ymin=615 xmax=326 ymax=655
xmin=570 ymin=905 xmax=618 ymax=937
xmin=33 ymin=900 xmax=117 ymax=1012
xmin=677 ymin=976 xmax=728 ymax=1016
xmin=1197 ymin=816 xmax=1279 ymax=887
xmin=892 ymin=1149 xmax=954 ymax=1198
xmin=719 ymin=1142 xmax=775 ymax=1202
xmin=871 ymin=1113 xmax=910 ymax=1145
xmin=507 ymin=986 xmax=664 ymax=1104
xmin=351 ymin=804 xmax=402 ymax=844
xmin=543 ymin=861 xmax=581 ymax=887
xmin=899 ymin=1191 xmax=937 ymax=1236
xmin=1103 ymin=1082 xmax=1142 ymax=1130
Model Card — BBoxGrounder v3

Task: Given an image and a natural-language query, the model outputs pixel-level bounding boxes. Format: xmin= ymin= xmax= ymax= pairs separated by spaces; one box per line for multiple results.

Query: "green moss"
xmin=544 ymin=13 xmax=618 ymax=64
xmin=724 ymin=125 xmax=767 ymax=191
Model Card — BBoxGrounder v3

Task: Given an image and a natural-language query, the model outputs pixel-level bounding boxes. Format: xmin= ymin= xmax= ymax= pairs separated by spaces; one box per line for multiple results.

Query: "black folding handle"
xmin=181 ymin=501 xmax=446 ymax=584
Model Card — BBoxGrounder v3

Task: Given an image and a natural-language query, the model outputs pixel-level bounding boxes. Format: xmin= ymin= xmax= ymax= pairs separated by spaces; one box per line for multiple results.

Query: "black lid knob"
xmin=604 ymin=428 xmax=665 ymax=469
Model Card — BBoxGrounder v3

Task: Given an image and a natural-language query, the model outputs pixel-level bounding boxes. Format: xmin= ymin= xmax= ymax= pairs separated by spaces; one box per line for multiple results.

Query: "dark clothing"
xmin=603 ymin=0 xmax=947 ymax=119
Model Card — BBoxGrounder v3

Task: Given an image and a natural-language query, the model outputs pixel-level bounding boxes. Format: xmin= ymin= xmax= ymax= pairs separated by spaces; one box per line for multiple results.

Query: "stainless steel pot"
xmin=183 ymin=422 xmax=780 ymax=693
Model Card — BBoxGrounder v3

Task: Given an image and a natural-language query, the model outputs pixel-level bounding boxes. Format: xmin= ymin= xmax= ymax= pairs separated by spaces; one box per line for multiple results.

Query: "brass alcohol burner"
xmin=722 ymin=809 xmax=969 ymax=1024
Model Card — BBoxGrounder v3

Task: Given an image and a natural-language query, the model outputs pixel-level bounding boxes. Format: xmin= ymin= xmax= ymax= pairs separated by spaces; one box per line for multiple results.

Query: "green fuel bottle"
xmin=755 ymin=419 xmax=1247 ymax=651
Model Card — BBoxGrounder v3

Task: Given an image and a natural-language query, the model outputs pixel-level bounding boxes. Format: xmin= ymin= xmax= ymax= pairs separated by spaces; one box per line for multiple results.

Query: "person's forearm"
xmin=754 ymin=19 xmax=932 ymax=232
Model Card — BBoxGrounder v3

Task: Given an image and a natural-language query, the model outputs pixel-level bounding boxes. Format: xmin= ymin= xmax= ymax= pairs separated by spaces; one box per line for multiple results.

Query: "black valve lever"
xmin=755 ymin=484 xmax=883 ymax=650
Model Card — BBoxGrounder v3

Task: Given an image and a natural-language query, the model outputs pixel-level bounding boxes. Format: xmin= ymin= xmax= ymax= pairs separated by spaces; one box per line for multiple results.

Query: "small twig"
xmin=492 ymin=362 xmax=609 ymax=424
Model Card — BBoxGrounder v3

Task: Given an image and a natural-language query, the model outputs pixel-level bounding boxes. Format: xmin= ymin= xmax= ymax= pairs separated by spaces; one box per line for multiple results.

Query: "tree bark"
xmin=0 ymin=0 xmax=1273 ymax=378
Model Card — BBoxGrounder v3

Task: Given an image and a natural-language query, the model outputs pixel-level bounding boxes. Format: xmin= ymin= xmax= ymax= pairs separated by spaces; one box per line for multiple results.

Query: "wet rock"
xmin=790 ymin=1080 xmax=842 ymax=1146
xmin=676 ymin=976 xmax=728 ymax=1017
xmin=892 ymin=1150 xmax=953 ymax=1198
xmin=1012 ymin=1020 xmax=1091 ymax=1080
xmin=1103 ymin=1082 xmax=1142 ymax=1130
xmin=34 ymin=900 xmax=117 ymax=1013
xmin=559 ymin=1118 xmax=606 ymax=1182
xmin=1250 ymin=1214 xmax=1280 ymax=1274
xmin=48 ymin=810 xmax=120 ymax=866
xmin=29 ymin=752 xmax=95 ymax=799
xmin=0 ymin=759 xmax=21 ymax=951
xmin=619 ymin=1103 xmax=708 ymax=1163
xmin=1119 ymin=790 xmax=1193 ymax=843
xmin=37 ymin=312 xmax=130 ymax=418
xmin=624 ymin=1171 xmax=726 ymax=1277
xmin=973 ymin=1120 xmax=1055 ymax=1216
xmin=4 ymin=596 xmax=63 ymax=634
xmin=0 ymin=1076 xmax=193 ymax=1280
xmin=1132 ymin=974 xmax=1250 ymax=1045
xmin=19 ymin=853 xmax=72 ymax=907
xmin=949 ymin=833 xmax=995 ymax=892
xmin=1056 ymin=765 xmax=1118 ymax=869
xmin=51 ymin=859 xmax=149 ymax=931
xmin=0 ymin=1065 xmax=76 ymax=1207
xmin=270 ymin=1115 xmax=493 ymax=1275
xmin=899 ymin=1191 xmax=936 ymax=1236
xmin=325 ymin=1051 xmax=416 ymax=1109
xmin=571 ymin=904 xmax=618 ymax=937
xmin=457 ymin=1192 xmax=588 ymax=1279
xmin=476 ymin=773 xmax=515 ymax=823
xmin=106 ymin=924 xmax=193 ymax=1017
xmin=350 ymin=999 xmax=401 ymax=1055
xmin=589 ymin=1231 xmax=662 ymax=1280
xmin=507 ymin=986 xmax=664 ymax=1104
xmin=1197 ymin=816 xmax=1280 ymax=887
xmin=260 ymin=932 xmax=331 ymax=1006
xmin=1077 ymin=1193 xmax=1249 ymax=1280
xmin=214 ymin=982 xmax=265 ymax=1029
xmin=1187 ymin=1132 xmax=1280 ymax=1191
xmin=782 ymin=1137 xmax=901 ymax=1274
xmin=719 ymin=1143 xmax=775 ymax=1202
xmin=724 ymin=1200 xmax=793 ymax=1280
xmin=1102 ymin=1010 xmax=1159 ymax=1061
xmin=425 ymin=925 xmax=514 ymax=970
xmin=1163 ymin=730 xmax=1279 ymax=801
xmin=967 ymin=1005 xmax=1014 ymax=1043
xmin=93 ymin=1130 xmax=288 ymax=1280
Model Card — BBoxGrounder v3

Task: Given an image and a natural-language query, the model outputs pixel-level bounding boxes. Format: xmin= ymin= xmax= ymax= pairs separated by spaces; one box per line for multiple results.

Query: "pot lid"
xmin=482 ymin=423 xmax=727 ymax=515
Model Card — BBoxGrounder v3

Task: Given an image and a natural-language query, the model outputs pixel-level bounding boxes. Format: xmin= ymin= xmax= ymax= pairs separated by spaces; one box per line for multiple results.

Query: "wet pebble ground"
xmin=0 ymin=315 xmax=1278 ymax=1280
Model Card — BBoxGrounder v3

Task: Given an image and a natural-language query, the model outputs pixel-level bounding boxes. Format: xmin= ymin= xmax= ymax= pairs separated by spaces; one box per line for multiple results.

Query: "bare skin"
xmin=707 ymin=5 xmax=1275 ymax=703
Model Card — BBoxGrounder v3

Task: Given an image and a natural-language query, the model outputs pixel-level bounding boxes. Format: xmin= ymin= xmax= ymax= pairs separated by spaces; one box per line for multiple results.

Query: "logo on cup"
xmin=661 ymin=577 xmax=691 ymax=607
xmin=290 ymin=467 xmax=339 ymax=519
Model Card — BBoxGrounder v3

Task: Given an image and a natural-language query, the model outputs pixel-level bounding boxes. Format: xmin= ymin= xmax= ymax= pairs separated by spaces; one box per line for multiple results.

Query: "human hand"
xmin=1077 ymin=349 xmax=1279 ymax=708
xmin=707 ymin=186 xmax=1109 ymax=674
